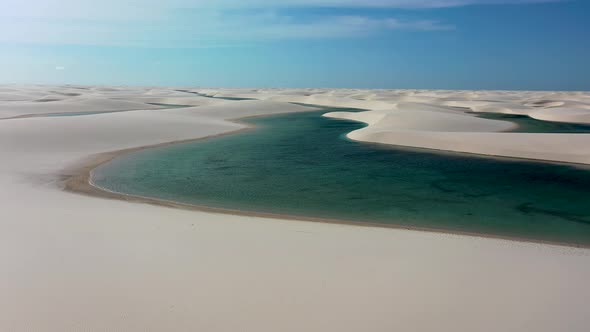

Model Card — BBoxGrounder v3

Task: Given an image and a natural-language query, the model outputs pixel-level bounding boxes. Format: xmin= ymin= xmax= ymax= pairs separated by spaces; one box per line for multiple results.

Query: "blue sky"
xmin=1 ymin=0 xmax=589 ymax=90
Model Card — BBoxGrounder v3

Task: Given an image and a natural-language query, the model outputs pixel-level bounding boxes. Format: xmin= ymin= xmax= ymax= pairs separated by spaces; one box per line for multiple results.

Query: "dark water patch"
xmin=176 ymin=90 xmax=256 ymax=101
xmin=50 ymin=91 xmax=81 ymax=97
xmin=93 ymin=110 xmax=590 ymax=245
xmin=34 ymin=98 xmax=62 ymax=103
xmin=147 ymin=103 xmax=191 ymax=108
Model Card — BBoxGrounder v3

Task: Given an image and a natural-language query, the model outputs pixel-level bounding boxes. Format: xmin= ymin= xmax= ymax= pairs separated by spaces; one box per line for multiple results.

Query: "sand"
xmin=321 ymin=92 xmax=590 ymax=165
xmin=1 ymin=85 xmax=589 ymax=332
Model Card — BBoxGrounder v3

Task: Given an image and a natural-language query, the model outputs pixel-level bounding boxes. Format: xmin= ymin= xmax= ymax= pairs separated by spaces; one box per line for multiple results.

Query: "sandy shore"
xmin=1 ymin=85 xmax=589 ymax=331
xmin=322 ymin=102 xmax=590 ymax=165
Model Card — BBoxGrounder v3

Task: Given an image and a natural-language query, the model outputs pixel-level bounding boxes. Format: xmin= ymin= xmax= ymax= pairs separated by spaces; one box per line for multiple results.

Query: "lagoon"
xmin=93 ymin=109 xmax=590 ymax=245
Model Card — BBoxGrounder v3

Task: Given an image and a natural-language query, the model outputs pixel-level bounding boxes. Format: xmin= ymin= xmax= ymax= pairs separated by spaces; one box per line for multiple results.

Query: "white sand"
xmin=321 ymin=91 xmax=590 ymax=164
xmin=1 ymin=85 xmax=589 ymax=332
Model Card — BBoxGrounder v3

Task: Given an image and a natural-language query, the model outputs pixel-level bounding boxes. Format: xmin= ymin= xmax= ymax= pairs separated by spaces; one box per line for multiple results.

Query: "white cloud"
xmin=1 ymin=0 xmax=565 ymax=20
xmin=55 ymin=66 xmax=65 ymax=70
xmin=0 ymin=11 xmax=452 ymax=47
xmin=0 ymin=0 xmax=559 ymax=47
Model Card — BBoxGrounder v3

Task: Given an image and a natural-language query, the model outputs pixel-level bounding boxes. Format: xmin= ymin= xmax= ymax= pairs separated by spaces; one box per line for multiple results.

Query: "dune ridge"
xmin=318 ymin=92 xmax=590 ymax=164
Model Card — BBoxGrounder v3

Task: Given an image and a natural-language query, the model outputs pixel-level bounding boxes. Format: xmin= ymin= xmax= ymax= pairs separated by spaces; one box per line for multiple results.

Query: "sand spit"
xmin=320 ymin=93 xmax=590 ymax=165
xmin=1 ymin=85 xmax=589 ymax=332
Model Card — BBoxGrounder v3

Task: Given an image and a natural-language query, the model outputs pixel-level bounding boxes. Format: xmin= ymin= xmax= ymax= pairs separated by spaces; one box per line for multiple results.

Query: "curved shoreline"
xmin=63 ymin=114 xmax=590 ymax=249
xmin=323 ymin=108 xmax=590 ymax=166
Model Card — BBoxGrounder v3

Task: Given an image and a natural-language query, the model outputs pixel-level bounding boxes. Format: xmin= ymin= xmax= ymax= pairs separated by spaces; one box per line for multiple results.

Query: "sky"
xmin=0 ymin=0 xmax=589 ymax=90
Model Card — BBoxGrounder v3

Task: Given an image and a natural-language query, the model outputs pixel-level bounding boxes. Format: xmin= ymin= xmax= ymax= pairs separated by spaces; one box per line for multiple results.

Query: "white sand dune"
xmin=325 ymin=104 xmax=516 ymax=132
xmin=322 ymin=91 xmax=590 ymax=164
xmin=530 ymin=107 xmax=590 ymax=124
xmin=0 ymin=97 xmax=163 ymax=119
xmin=114 ymin=96 xmax=222 ymax=107
xmin=183 ymin=99 xmax=322 ymax=119
xmin=1 ymin=85 xmax=589 ymax=332
xmin=0 ymin=92 xmax=41 ymax=101
xmin=270 ymin=93 xmax=397 ymax=110
xmin=470 ymin=102 xmax=535 ymax=115
xmin=523 ymin=100 xmax=565 ymax=108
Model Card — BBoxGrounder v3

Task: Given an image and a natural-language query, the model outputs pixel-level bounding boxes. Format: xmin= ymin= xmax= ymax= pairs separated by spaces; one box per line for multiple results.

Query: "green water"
xmin=93 ymin=110 xmax=590 ymax=245
xmin=45 ymin=111 xmax=118 ymax=117
xmin=147 ymin=103 xmax=192 ymax=108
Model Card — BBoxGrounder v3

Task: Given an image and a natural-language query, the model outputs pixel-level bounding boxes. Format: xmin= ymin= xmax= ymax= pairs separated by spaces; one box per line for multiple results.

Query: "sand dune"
xmin=325 ymin=104 xmax=516 ymax=132
xmin=0 ymin=85 xmax=589 ymax=332
xmin=530 ymin=107 xmax=590 ymax=124
xmin=322 ymin=91 xmax=590 ymax=164
xmin=0 ymin=97 xmax=162 ymax=118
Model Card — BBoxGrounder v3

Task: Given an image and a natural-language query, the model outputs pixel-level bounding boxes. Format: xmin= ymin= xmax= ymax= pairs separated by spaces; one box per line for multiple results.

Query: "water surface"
xmin=93 ymin=110 xmax=590 ymax=245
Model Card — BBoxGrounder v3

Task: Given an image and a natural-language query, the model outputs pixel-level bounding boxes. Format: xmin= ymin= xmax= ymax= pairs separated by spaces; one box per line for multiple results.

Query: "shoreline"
xmin=63 ymin=114 xmax=590 ymax=249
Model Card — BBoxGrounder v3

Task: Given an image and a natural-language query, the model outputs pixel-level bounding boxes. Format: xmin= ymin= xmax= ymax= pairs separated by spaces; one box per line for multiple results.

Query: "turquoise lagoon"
xmin=93 ymin=109 xmax=590 ymax=245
